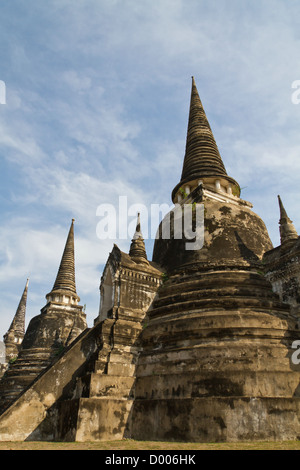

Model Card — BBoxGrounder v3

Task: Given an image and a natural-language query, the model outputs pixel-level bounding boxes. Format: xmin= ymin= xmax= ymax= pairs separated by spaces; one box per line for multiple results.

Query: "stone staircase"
xmin=55 ymin=309 xmax=143 ymax=441
xmin=0 ymin=307 xmax=146 ymax=441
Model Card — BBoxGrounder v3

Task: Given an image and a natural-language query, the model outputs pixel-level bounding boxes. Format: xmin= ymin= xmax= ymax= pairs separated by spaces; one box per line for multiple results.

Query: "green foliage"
xmin=8 ymin=356 xmax=18 ymax=364
xmin=256 ymin=270 xmax=265 ymax=276
xmin=232 ymin=185 xmax=240 ymax=197
xmin=179 ymin=187 xmax=188 ymax=198
xmin=54 ymin=345 xmax=65 ymax=357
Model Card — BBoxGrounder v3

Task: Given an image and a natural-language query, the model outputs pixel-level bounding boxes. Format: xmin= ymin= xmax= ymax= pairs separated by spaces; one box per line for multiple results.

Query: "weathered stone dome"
xmin=153 ymin=186 xmax=273 ymax=274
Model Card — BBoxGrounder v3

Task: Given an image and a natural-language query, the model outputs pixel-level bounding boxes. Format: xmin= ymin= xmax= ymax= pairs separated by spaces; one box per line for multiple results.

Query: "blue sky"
xmin=1 ymin=0 xmax=300 ymax=337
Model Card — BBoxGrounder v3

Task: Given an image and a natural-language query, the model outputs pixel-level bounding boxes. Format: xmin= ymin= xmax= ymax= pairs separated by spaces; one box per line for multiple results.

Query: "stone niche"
xmin=94 ymin=244 xmax=162 ymax=325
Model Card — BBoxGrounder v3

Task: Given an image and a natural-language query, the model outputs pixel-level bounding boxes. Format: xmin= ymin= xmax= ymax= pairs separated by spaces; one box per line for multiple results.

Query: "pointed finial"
xmin=129 ymin=213 xmax=148 ymax=264
xmin=132 ymin=212 xmax=143 ymax=240
xmin=278 ymin=195 xmax=289 ymax=221
xmin=278 ymin=195 xmax=298 ymax=245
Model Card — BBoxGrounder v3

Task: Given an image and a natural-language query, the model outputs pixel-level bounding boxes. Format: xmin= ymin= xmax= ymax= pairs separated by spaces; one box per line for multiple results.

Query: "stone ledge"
xmin=131 ymin=397 xmax=300 ymax=442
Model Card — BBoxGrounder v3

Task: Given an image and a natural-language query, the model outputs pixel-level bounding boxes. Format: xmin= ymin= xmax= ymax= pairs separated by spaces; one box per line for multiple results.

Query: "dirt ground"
xmin=0 ymin=439 xmax=299 ymax=450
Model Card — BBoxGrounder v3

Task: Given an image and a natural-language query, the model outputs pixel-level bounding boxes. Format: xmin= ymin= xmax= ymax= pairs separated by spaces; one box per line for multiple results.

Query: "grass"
xmin=0 ymin=439 xmax=299 ymax=450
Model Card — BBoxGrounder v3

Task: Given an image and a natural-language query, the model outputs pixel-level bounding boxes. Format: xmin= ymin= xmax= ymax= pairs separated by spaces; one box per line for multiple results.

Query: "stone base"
xmin=57 ymin=398 xmax=133 ymax=442
xmin=131 ymin=397 xmax=300 ymax=442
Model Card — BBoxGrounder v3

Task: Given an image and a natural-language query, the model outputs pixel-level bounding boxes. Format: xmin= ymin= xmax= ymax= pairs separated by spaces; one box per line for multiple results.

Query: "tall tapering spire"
xmin=182 ymin=76 xmax=227 ymax=179
xmin=129 ymin=213 xmax=149 ymax=264
xmin=278 ymin=195 xmax=298 ymax=245
xmin=47 ymin=219 xmax=80 ymax=303
xmin=7 ymin=278 xmax=28 ymax=336
xmin=172 ymin=77 xmax=239 ymax=202
xmin=3 ymin=278 xmax=29 ymax=360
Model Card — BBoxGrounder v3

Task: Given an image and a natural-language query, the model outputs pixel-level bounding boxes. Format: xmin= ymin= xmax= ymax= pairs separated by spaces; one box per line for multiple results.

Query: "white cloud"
xmin=62 ymin=70 xmax=92 ymax=93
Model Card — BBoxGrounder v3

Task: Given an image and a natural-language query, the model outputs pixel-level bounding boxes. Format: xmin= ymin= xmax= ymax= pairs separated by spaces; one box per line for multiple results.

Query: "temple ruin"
xmin=0 ymin=78 xmax=299 ymax=442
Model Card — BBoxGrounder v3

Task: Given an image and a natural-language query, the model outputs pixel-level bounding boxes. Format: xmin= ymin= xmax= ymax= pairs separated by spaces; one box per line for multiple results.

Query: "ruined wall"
xmin=95 ymin=245 xmax=161 ymax=325
xmin=264 ymin=241 xmax=300 ymax=317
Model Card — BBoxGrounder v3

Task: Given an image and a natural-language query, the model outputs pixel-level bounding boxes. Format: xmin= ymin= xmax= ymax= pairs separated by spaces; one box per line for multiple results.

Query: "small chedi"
xmin=0 ymin=78 xmax=299 ymax=442
xmin=0 ymin=220 xmax=87 ymax=412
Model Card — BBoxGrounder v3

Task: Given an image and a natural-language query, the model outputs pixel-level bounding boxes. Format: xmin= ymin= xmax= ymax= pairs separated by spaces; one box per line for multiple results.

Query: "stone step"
xmin=0 ymin=374 xmax=37 ymax=387
xmin=17 ymin=347 xmax=53 ymax=358
xmin=6 ymin=359 xmax=49 ymax=368
xmin=8 ymin=357 xmax=50 ymax=366
xmin=89 ymin=374 xmax=135 ymax=399
xmin=107 ymin=362 xmax=136 ymax=376
xmin=4 ymin=369 xmax=43 ymax=378
xmin=3 ymin=362 xmax=51 ymax=378
xmin=0 ymin=385 xmax=26 ymax=396
xmin=0 ymin=390 xmax=24 ymax=402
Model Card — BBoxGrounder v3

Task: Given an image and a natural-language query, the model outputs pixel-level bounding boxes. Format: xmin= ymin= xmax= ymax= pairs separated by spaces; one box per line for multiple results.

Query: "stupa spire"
xmin=3 ymin=278 xmax=29 ymax=360
xmin=172 ymin=77 xmax=240 ymax=202
xmin=47 ymin=219 xmax=80 ymax=303
xmin=278 ymin=195 xmax=298 ymax=245
xmin=129 ymin=213 xmax=149 ymax=264
xmin=7 ymin=278 xmax=29 ymax=337
xmin=183 ymin=76 xmax=227 ymax=179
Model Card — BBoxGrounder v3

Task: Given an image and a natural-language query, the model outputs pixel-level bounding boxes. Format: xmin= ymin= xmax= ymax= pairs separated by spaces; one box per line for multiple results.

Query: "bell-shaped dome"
xmin=153 ymin=188 xmax=273 ymax=274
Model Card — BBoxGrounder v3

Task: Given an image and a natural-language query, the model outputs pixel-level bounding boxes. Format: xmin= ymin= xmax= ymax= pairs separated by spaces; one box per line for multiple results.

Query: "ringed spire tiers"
xmin=172 ymin=77 xmax=240 ymax=203
xmin=129 ymin=213 xmax=149 ymax=264
xmin=46 ymin=219 xmax=80 ymax=305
